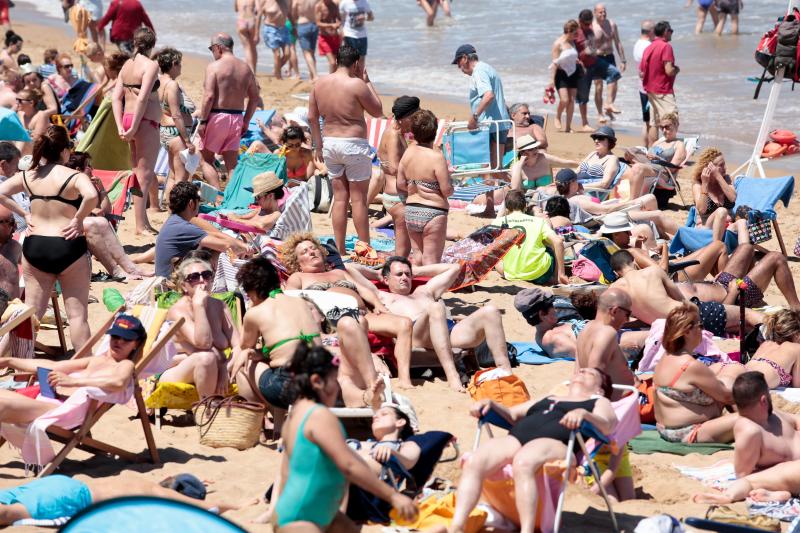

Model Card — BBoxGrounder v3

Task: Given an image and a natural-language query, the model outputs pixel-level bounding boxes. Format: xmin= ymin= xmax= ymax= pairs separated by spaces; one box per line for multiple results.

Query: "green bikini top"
xmin=261 ymin=288 xmax=320 ymax=358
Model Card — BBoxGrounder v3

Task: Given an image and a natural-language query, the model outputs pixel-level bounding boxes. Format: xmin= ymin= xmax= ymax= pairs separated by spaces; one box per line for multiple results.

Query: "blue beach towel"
xmin=733 ymin=175 xmax=794 ymax=220
xmin=240 ymin=109 xmax=277 ymax=147
xmin=512 ymin=341 xmax=575 ymax=365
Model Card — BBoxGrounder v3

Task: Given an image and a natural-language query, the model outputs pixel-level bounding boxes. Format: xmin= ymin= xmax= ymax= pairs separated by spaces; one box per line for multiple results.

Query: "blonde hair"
xmin=280 ymin=232 xmax=327 ymax=274
xmin=662 ymin=303 xmax=700 ymax=354
xmin=171 ymin=257 xmax=212 ymax=291
xmin=692 ymin=147 xmax=724 ymax=184
xmin=85 ymin=42 xmax=103 ymax=58
xmin=659 ymin=111 xmax=679 ymax=126
xmin=764 ymin=309 xmax=800 ymax=344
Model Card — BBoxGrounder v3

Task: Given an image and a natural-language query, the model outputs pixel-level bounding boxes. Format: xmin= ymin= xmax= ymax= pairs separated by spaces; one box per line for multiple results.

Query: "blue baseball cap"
xmin=169 ymin=473 xmax=207 ymax=500
xmin=555 ymin=168 xmax=577 ymax=184
xmin=106 ymin=314 xmax=146 ymax=342
xmin=452 ymin=44 xmax=476 ymax=64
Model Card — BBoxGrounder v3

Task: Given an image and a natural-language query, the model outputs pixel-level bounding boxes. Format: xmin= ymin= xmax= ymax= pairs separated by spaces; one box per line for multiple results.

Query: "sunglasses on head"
xmin=185 ymin=270 xmax=213 ymax=284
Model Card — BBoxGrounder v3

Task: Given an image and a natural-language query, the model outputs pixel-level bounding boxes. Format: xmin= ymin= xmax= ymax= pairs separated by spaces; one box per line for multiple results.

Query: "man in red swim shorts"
xmin=315 ymin=0 xmax=342 ymax=73
xmin=197 ymin=33 xmax=259 ymax=188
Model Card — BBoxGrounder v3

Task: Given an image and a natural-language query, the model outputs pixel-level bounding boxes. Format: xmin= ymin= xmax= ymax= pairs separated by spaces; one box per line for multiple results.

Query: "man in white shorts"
xmin=308 ymin=43 xmax=383 ymax=255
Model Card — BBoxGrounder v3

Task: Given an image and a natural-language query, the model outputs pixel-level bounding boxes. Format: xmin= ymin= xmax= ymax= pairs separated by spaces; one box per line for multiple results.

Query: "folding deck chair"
xmin=732 ymin=174 xmax=794 ymax=255
xmin=0 ymin=306 xmax=184 ymax=476
xmin=0 ymin=302 xmax=35 ymax=358
xmin=442 ymin=119 xmax=516 ymax=178
xmin=92 ymin=169 xmax=136 ymax=229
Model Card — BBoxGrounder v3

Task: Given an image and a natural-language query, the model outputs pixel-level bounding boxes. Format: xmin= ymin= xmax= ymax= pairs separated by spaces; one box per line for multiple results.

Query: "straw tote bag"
xmin=193 ymin=395 xmax=266 ymax=450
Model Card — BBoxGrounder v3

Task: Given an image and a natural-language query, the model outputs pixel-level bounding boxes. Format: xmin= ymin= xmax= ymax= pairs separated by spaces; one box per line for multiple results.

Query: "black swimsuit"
xmin=509 ymin=397 xmax=598 ymax=449
xmin=21 ymin=171 xmax=87 ymax=275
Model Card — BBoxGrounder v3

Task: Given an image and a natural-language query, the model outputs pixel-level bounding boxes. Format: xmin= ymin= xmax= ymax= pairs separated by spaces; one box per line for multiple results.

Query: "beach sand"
xmin=2 ymin=16 xmax=800 ymax=533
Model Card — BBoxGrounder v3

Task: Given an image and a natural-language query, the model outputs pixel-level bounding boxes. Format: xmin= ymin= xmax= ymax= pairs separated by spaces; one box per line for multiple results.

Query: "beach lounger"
xmin=442 ymin=120 xmax=516 ymax=177
xmin=0 ymin=305 xmax=183 ymax=475
xmin=581 ymin=161 xmax=630 ymax=202
xmin=209 ymin=152 xmax=287 ymax=212
xmin=92 ymin=169 xmax=136 ymax=229
xmin=732 ymin=174 xmax=794 ymax=255
xmin=0 ymin=301 xmax=35 ymax=358
xmin=240 ymin=109 xmax=277 ymax=148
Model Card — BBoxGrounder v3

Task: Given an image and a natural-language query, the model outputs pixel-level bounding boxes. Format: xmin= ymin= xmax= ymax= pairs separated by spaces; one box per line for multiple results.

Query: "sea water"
xmin=22 ymin=0 xmax=800 ymax=169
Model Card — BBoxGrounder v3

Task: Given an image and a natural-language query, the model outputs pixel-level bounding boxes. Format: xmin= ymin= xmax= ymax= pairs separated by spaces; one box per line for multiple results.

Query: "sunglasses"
xmin=185 ymin=270 xmax=213 ymax=284
xmin=286 ymin=141 xmax=302 ymax=148
xmin=59 ymin=63 xmax=74 ymax=69
xmin=207 ymin=44 xmax=218 ymax=51
xmin=15 ymin=98 xmax=31 ymax=104
xmin=110 ymin=334 xmax=135 ymax=342
xmin=0 ymin=218 xmax=15 ymax=225
xmin=616 ymin=306 xmax=632 ymax=318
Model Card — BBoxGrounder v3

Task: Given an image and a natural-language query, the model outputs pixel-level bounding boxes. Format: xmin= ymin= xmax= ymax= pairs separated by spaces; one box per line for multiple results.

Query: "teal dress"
xmin=276 ymin=404 xmax=347 ymax=527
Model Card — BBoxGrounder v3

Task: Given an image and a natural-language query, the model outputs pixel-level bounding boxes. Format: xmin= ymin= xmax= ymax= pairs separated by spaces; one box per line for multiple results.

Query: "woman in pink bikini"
xmin=745 ymin=309 xmax=800 ymax=389
xmin=111 ymin=26 xmax=161 ymax=236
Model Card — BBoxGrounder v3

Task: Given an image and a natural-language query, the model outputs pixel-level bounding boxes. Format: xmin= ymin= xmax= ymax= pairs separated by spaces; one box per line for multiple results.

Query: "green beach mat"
xmin=630 ymin=430 xmax=732 ymax=456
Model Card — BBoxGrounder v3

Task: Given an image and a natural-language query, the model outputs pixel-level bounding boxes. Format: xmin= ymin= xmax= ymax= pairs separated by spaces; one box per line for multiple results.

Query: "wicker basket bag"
xmin=192 ymin=395 xmax=266 ymax=450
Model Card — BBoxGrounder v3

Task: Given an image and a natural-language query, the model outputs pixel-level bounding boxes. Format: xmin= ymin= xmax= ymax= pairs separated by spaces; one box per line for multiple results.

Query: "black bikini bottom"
xmin=22 ymin=235 xmax=88 ymax=275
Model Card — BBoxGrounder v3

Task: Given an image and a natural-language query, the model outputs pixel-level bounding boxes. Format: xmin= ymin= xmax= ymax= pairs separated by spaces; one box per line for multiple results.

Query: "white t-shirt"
xmin=340 ymin=0 xmax=372 ymax=39
xmin=633 ymin=39 xmax=652 ymax=94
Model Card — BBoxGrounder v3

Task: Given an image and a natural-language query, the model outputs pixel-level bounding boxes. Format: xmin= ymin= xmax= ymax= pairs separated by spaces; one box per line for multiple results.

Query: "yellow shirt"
xmin=493 ymin=212 xmax=555 ymax=281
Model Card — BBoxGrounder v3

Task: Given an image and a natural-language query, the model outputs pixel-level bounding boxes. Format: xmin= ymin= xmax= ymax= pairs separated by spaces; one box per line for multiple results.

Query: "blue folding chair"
xmin=732 ymin=175 xmax=794 ymax=255
xmin=442 ymin=119 xmax=515 ymax=178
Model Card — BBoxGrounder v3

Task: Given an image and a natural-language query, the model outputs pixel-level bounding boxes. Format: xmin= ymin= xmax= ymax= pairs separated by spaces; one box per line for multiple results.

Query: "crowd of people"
xmin=0 ymin=0 xmax=794 ymax=531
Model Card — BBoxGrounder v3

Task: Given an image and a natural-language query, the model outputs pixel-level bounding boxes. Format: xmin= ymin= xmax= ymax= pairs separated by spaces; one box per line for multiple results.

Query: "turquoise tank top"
xmin=275 ymin=404 xmax=347 ymax=527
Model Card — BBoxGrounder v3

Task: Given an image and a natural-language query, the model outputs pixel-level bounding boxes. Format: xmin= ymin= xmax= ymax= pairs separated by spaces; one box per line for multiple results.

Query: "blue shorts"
xmin=262 ymin=24 xmax=290 ymax=50
xmin=297 ymin=22 xmax=319 ymax=52
xmin=576 ymin=68 xmax=593 ymax=105
xmin=0 ymin=475 xmax=92 ymax=519
xmin=258 ymin=366 xmax=291 ymax=409
xmin=640 ymin=92 xmax=651 ymax=123
xmin=591 ymin=57 xmax=622 ymax=84
xmin=344 ymin=36 xmax=368 ymax=56
xmin=532 ymin=248 xmax=556 ymax=285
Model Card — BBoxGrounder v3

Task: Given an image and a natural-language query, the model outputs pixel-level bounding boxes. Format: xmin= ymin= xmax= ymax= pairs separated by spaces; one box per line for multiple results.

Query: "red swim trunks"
xmin=199 ymin=111 xmax=244 ymax=154
xmin=318 ymin=33 xmax=342 ymax=56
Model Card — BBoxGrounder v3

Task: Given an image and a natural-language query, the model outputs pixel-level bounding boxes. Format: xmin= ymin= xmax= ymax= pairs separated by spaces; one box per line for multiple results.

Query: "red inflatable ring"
xmin=762 ymin=142 xmax=788 ymax=158
xmin=770 ymin=129 xmax=797 ymax=145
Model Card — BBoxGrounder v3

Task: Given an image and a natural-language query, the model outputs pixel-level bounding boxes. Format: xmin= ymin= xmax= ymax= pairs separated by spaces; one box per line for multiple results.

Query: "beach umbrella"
xmin=0 ymin=108 xmax=30 ymax=142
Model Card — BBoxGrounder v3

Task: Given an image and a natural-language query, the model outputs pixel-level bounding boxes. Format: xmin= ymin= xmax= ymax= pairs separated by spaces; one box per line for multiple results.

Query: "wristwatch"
xmin=471 ymin=113 xmax=478 ymax=121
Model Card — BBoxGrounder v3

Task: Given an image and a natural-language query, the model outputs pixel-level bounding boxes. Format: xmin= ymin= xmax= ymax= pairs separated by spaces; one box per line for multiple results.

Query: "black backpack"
xmin=754 ymin=8 xmax=800 ymax=98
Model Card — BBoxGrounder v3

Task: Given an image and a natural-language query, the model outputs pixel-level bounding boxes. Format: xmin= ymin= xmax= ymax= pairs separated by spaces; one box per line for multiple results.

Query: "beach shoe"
xmin=705 ymin=505 xmax=780 ymax=531
xmin=350 ymin=240 xmax=385 ymax=267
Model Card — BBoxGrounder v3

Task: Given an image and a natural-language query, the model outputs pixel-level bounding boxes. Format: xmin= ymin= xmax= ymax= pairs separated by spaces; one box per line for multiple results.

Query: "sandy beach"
xmin=2 ymin=11 xmax=800 ymax=533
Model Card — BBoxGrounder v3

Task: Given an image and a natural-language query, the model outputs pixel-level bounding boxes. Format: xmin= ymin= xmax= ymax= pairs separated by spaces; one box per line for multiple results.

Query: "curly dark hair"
xmin=410 ymin=109 xmax=438 ymax=144
xmin=65 ymin=151 xmax=92 ymax=173
xmin=545 ymin=195 xmax=571 ymax=218
xmin=236 ymin=257 xmax=281 ymax=300
xmin=168 ymin=181 xmax=200 ymax=213
xmin=281 ymin=125 xmax=305 ymax=144
xmin=155 ymin=47 xmax=182 ymax=74
xmin=286 ymin=343 xmax=339 ymax=404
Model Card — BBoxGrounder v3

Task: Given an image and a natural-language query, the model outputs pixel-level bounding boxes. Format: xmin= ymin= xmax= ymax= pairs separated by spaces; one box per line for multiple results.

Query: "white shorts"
xmin=322 ymin=137 xmax=372 ymax=182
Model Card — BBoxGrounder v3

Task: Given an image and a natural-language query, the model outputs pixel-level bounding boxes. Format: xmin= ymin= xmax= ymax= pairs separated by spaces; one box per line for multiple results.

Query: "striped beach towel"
xmin=448 ymin=184 xmax=504 ymax=203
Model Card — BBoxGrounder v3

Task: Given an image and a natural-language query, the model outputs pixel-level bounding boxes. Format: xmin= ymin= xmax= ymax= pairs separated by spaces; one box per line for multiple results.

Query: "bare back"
xmin=576 ymin=320 xmax=633 ymax=387
xmin=377 ymin=125 xmax=406 ymax=194
xmin=245 ymin=294 xmax=321 ymax=368
xmin=19 ymin=166 xmax=89 ymax=236
xmin=311 ymin=73 xmax=373 ymax=138
xmin=295 ymin=0 xmax=318 ymax=23
xmin=612 ymin=267 xmax=680 ymax=324
xmin=400 ymin=144 xmax=451 ymax=209
xmin=746 ymin=340 xmax=800 ymax=388
xmin=206 ymin=54 xmax=254 ymax=110
xmin=119 ymin=55 xmax=161 ymax=122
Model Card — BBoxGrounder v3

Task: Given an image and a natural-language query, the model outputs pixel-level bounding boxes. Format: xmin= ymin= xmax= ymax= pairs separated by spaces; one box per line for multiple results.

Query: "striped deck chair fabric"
xmin=0 ymin=301 xmax=35 ymax=358
xmin=268 ymin=182 xmax=312 ymax=240
xmin=448 ymin=183 xmax=505 ymax=203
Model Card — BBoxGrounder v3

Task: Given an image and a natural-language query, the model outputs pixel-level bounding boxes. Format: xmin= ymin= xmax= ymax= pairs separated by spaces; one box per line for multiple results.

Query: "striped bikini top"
xmin=578 ymin=155 xmax=612 ymax=180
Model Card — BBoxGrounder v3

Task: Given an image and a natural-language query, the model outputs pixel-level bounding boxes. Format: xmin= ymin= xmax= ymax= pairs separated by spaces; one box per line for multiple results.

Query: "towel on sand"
xmin=630 ymin=430 xmax=732 ymax=455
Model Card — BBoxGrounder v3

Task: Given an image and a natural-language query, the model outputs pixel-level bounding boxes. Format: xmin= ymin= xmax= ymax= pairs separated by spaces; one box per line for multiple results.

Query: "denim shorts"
xmin=258 ymin=366 xmax=291 ymax=409
xmin=297 ymin=22 xmax=319 ymax=52
xmin=262 ymin=24 xmax=290 ymax=50
xmin=591 ymin=57 xmax=622 ymax=84
xmin=344 ymin=36 xmax=368 ymax=56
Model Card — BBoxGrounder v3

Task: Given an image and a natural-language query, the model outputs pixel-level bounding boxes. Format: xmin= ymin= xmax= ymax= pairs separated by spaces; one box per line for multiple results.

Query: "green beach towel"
xmin=630 ymin=430 xmax=732 ymax=456
xmin=75 ymin=96 xmax=131 ymax=171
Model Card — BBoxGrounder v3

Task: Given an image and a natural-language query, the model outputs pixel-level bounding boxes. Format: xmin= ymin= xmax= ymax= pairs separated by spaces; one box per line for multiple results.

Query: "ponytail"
xmin=31 ymin=125 xmax=70 ymax=170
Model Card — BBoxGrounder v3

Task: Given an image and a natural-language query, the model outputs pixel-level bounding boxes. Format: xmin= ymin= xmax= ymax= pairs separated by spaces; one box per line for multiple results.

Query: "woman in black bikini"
xmin=692 ymin=147 xmax=738 ymax=243
xmin=451 ymin=367 xmax=616 ymax=533
xmin=111 ymin=26 xmax=162 ymax=236
xmin=0 ymin=125 xmax=98 ymax=350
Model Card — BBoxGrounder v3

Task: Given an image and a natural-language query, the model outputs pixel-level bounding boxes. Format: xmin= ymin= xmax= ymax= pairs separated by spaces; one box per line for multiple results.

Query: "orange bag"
xmin=467 ymin=368 xmax=530 ymax=407
xmin=390 ymin=492 xmax=486 ymax=533
xmin=637 ymin=377 xmax=655 ymax=424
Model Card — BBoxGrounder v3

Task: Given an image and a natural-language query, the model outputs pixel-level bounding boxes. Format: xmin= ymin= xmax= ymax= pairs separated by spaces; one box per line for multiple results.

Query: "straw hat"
xmin=250 ymin=171 xmax=283 ymax=197
xmin=599 ymin=212 xmax=636 ymax=234
xmin=517 ymin=134 xmax=541 ymax=152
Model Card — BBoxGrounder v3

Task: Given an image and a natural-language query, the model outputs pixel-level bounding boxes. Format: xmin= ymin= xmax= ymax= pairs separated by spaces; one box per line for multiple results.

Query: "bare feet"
xmin=580 ymin=125 xmax=595 ymax=133
xmin=364 ymin=376 xmax=386 ymax=409
xmin=692 ymin=491 xmax=733 ymax=504
xmin=554 ymin=118 xmax=563 ymax=130
xmin=445 ymin=373 xmax=466 ymax=393
xmin=135 ymin=225 xmax=159 ymax=237
xmin=607 ymin=105 xmax=622 ymax=114
xmin=597 ymin=116 xmax=609 ymax=124
xmin=397 ymin=378 xmax=414 ymax=390
xmin=748 ymin=488 xmax=792 ymax=503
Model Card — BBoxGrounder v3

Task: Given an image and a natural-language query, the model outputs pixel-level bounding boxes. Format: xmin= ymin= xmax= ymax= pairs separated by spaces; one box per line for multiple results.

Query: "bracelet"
xmin=362 ymin=389 xmax=369 ymax=406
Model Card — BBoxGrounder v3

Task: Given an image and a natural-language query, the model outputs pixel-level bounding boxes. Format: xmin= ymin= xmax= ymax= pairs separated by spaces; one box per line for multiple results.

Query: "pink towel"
xmin=639 ymin=318 xmax=728 ymax=374
xmin=609 ymin=392 xmax=642 ymax=447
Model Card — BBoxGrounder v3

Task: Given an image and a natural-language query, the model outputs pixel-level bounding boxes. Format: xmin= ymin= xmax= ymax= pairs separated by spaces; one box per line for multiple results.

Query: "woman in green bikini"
xmin=272 ymin=343 xmax=418 ymax=532
xmin=510 ymin=133 xmax=577 ymax=192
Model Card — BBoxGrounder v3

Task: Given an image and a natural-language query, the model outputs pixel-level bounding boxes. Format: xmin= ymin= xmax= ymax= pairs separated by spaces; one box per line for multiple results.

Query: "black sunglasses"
xmin=15 ymin=98 xmax=31 ymax=104
xmin=60 ymin=63 xmax=74 ymax=69
xmin=0 ymin=218 xmax=15 ymax=225
xmin=185 ymin=270 xmax=213 ymax=283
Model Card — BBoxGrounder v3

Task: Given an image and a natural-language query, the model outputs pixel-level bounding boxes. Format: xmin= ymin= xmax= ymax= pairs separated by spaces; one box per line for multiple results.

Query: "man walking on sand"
xmin=197 ymin=33 xmax=259 ymax=188
xmin=315 ymin=0 xmax=342 ymax=73
xmin=633 ymin=19 xmax=656 ymax=146
xmin=292 ymin=0 xmax=319 ymax=81
xmin=640 ymin=21 xmax=679 ymax=127
xmin=592 ymin=3 xmax=626 ymax=120
xmin=260 ymin=0 xmax=291 ymax=79
xmin=308 ymin=44 xmax=382 ymax=255
xmin=574 ymin=9 xmax=599 ymax=132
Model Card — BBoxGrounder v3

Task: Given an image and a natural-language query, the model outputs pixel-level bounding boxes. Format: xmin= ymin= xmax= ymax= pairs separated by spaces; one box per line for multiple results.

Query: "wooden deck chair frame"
xmin=0 ymin=307 xmax=185 ymax=476
xmin=0 ymin=304 xmax=35 ymax=338
xmin=34 ymin=291 xmax=69 ymax=357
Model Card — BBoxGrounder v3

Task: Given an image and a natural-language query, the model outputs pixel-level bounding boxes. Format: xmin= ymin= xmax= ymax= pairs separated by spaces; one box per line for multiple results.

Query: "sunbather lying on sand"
xmin=0 ymin=472 xmax=249 ymax=525
xmin=693 ymin=459 xmax=800 ymax=505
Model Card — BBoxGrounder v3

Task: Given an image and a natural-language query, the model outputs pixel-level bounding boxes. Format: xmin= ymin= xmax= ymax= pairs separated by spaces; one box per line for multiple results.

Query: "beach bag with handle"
xmin=754 ymin=7 xmax=800 ymax=98
xmin=736 ymin=205 xmax=773 ymax=244
xmin=307 ymin=173 xmax=333 ymax=213
xmin=192 ymin=395 xmax=266 ymax=450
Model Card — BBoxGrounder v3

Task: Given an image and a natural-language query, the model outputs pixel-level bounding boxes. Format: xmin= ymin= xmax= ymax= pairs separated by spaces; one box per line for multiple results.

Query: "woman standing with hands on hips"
xmin=112 ymin=27 xmax=162 ymax=236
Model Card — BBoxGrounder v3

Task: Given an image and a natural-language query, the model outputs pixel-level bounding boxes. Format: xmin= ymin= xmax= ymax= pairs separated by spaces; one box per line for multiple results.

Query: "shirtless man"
xmin=0 ymin=70 xmax=21 ymax=109
xmin=235 ymin=0 xmax=261 ymax=72
xmin=575 ymin=288 xmax=635 ymax=392
xmin=260 ymin=0 xmax=291 ymax=79
xmin=508 ymin=103 xmax=547 ymax=149
xmin=308 ymin=43 xmax=382 ymax=255
xmin=293 ymin=0 xmax=320 ymax=81
xmin=376 ymin=95 xmax=418 ymax=257
xmin=315 ymin=0 xmax=342 ymax=73
xmin=592 ymin=3 xmax=626 ymax=118
xmin=610 ymin=249 xmax=762 ymax=337
xmin=223 ymin=171 xmax=283 ymax=234
xmin=0 ymin=205 xmax=20 ymax=299
xmin=350 ymin=257 xmax=511 ymax=392
xmin=198 ymin=33 xmax=259 ymax=189
xmin=731 ymin=371 xmax=800 ymax=477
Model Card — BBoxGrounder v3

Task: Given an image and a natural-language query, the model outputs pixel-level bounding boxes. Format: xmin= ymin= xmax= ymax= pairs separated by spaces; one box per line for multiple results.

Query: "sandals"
xmin=91 ymin=272 xmax=126 ymax=283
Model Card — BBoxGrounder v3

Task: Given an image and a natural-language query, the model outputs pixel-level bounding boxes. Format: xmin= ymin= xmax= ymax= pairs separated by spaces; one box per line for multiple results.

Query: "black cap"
xmin=555 ymin=168 xmax=577 ymax=184
xmin=590 ymin=125 xmax=617 ymax=142
xmin=392 ymin=96 xmax=420 ymax=120
xmin=452 ymin=44 xmax=476 ymax=64
xmin=170 ymin=473 xmax=207 ymax=500
xmin=106 ymin=314 xmax=147 ymax=342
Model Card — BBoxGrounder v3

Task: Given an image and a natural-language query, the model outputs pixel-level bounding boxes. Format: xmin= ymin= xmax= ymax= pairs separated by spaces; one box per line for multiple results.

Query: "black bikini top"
xmin=123 ymin=79 xmax=161 ymax=93
xmin=23 ymin=171 xmax=83 ymax=210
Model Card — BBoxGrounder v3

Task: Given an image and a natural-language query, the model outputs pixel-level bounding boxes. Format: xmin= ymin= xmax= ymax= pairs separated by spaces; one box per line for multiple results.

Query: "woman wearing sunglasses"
xmin=161 ymin=256 xmax=239 ymax=399
xmin=14 ymin=88 xmax=48 ymax=157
